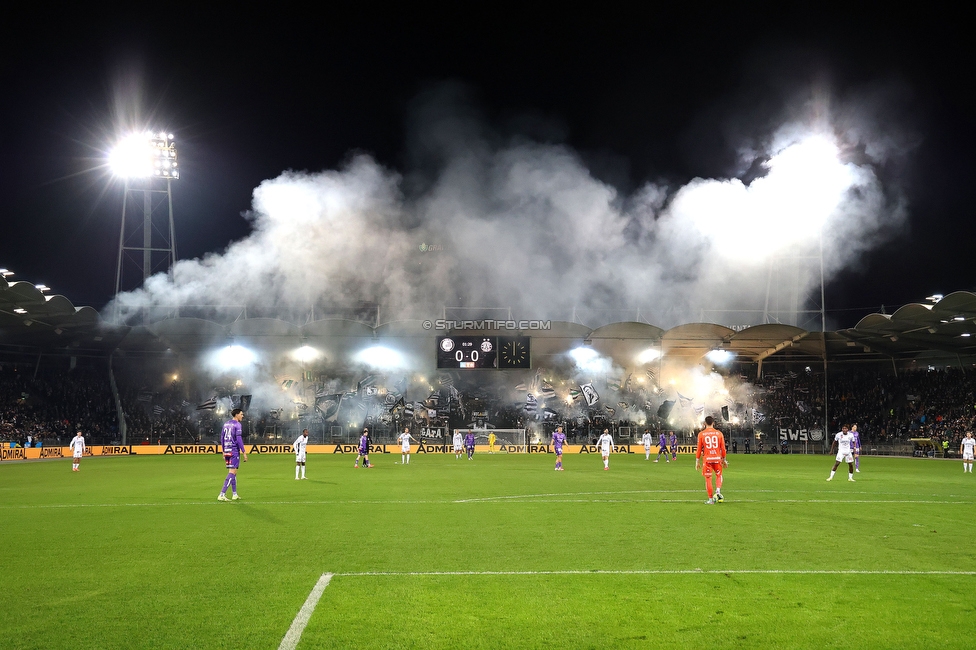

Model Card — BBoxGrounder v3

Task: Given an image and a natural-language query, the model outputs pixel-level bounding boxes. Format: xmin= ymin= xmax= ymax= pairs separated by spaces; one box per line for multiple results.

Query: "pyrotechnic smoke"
xmin=106 ymin=91 xmax=906 ymax=330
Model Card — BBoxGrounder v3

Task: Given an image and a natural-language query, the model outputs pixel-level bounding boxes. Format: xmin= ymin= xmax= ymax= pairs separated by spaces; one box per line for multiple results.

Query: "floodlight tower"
xmin=110 ymin=131 xmax=180 ymax=324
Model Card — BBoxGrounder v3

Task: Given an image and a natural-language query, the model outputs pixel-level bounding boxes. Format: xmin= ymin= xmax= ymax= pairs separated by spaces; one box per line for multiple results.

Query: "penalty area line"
xmin=332 ymin=569 xmax=976 ymax=577
xmin=278 ymin=573 xmax=332 ymax=650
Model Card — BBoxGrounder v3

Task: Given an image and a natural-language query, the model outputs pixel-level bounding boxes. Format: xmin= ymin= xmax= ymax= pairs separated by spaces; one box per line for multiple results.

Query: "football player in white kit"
xmin=453 ymin=430 xmax=464 ymax=459
xmin=397 ymin=426 xmax=416 ymax=464
xmin=293 ymin=429 xmax=309 ymax=479
xmin=827 ymin=424 xmax=856 ymax=482
xmin=69 ymin=431 xmax=85 ymax=472
xmin=597 ymin=429 xmax=614 ymax=470
xmin=960 ymin=431 xmax=975 ymax=473
xmin=641 ymin=429 xmax=653 ymax=460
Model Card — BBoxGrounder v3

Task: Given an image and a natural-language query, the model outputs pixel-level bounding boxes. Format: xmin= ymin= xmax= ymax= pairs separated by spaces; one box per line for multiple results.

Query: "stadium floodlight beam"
xmin=111 ymin=130 xmax=180 ymax=324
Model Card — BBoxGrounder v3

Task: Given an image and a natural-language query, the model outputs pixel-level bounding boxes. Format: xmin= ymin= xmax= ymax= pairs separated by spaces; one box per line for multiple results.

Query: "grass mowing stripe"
xmin=1 ymin=496 xmax=971 ymax=509
xmin=278 ymin=573 xmax=332 ymax=650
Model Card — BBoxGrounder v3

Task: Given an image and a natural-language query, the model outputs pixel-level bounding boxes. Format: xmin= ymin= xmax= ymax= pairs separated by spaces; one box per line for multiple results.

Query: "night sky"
xmin=2 ymin=6 xmax=972 ymax=328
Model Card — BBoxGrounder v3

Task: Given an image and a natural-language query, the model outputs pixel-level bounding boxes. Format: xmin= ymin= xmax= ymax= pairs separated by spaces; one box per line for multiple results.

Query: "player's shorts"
xmin=454 ymin=445 xmax=463 ymax=452
xmin=73 ymin=454 xmax=83 ymax=460
xmin=358 ymin=448 xmax=369 ymax=456
xmin=601 ymin=448 xmax=611 ymax=457
xmin=465 ymin=445 xmax=475 ymax=452
xmin=554 ymin=446 xmax=563 ymax=455
xmin=224 ymin=453 xmax=240 ymax=469
xmin=963 ymin=451 xmax=974 ymax=461
xmin=295 ymin=451 xmax=306 ymax=462
xmin=401 ymin=444 xmax=410 ymax=453
xmin=702 ymin=461 xmax=724 ymax=477
xmin=836 ymin=452 xmax=854 ymax=463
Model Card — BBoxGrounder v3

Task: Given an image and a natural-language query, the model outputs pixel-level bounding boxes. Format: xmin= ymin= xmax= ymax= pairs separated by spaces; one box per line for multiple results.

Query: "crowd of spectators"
xmin=5 ymin=360 xmax=976 ymax=451
xmin=114 ymin=369 xmax=199 ymax=444
xmin=0 ymin=363 xmax=117 ymax=445
xmin=755 ymin=367 xmax=976 ymax=449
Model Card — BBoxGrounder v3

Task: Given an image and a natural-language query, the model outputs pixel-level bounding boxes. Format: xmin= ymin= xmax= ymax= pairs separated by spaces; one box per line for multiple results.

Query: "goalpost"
xmin=454 ymin=428 xmax=526 ymax=451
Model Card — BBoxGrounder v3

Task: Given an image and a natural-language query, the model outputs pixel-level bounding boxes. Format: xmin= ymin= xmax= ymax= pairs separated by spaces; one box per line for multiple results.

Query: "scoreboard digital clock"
xmin=436 ymin=336 xmax=531 ymax=369
xmin=437 ymin=336 xmax=497 ymax=368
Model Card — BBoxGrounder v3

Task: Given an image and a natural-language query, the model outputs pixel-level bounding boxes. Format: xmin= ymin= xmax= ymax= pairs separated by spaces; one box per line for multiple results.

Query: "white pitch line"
xmin=278 ymin=573 xmax=332 ymax=650
xmin=333 ymin=569 xmax=976 ymax=577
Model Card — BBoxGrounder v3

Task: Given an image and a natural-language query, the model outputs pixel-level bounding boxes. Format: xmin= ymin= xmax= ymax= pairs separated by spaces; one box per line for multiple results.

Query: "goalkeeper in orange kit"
xmin=695 ymin=416 xmax=728 ymax=504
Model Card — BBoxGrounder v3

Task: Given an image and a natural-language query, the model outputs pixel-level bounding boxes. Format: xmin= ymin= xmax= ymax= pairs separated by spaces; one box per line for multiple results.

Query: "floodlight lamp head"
xmin=110 ymin=130 xmax=180 ymax=180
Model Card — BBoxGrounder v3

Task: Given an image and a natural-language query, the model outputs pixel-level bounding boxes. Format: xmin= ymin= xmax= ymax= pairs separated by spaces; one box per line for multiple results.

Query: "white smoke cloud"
xmin=106 ymin=95 xmax=906 ymax=330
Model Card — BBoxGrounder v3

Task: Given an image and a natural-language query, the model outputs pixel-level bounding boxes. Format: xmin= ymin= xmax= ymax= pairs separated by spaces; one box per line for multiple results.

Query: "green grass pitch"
xmin=2 ymin=451 xmax=975 ymax=648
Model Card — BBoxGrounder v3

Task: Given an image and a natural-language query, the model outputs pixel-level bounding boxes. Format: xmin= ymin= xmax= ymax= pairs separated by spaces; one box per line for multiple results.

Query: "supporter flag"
xmin=606 ymin=376 xmax=622 ymax=391
xmin=357 ymin=374 xmax=377 ymax=392
xmin=437 ymin=373 xmax=454 ymax=387
xmin=280 ymin=379 xmax=295 ymax=390
xmin=294 ymin=401 xmax=309 ymax=411
xmin=152 ymin=405 xmax=164 ymax=417
xmin=540 ymin=382 xmax=556 ymax=399
xmin=315 ymin=394 xmax=343 ymax=421
xmin=797 ymin=400 xmax=811 ymax=413
xmin=617 ymin=401 xmax=629 ymax=410
xmin=677 ymin=392 xmax=693 ymax=408
xmin=721 ymin=405 xmax=730 ymax=422
xmin=645 ymin=368 xmax=656 ymax=381
xmin=137 ymin=391 xmax=153 ymax=402
xmin=525 ymin=394 xmax=538 ymax=414
xmin=657 ymin=400 xmax=675 ymax=419
xmin=403 ymin=402 xmax=415 ymax=418
xmin=693 ymin=405 xmax=704 ymax=416
xmin=389 ymin=396 xmax=405 ymax=414
xmin=365 ymin=386 xmax=379 ymax=396
xmin=752 ymin=409 xmax=765 ymax=424
xmin=579 ymin=383 xmax=600 ymax=407
xmin=604 ymin=405 xmax=616 ymax=418
xmin=181 ymin=400 xmax=190 ymax=408
xmin=240 ymin=395 xmax=252 ymax=412
xmin=196 ymin=397 xmax=218 ymax=410
xmin=542 ymin=407 xmax=559 ymax=419
xmin=514 ymin=383 xmax=528 ymax=392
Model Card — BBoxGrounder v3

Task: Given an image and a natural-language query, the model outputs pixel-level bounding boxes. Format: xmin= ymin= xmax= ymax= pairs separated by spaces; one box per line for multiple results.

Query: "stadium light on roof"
xmin=570 ymin=346 xmax=610 ymax=373
xmin=109 ymin=131 xmax=180 ymax=179
xmin=705 ymin=349 xmax=735 ymax=365
xmin=356 ymin=345 xmax=405 ymax=369
xmin=292 ymin=345 xmax=320 ymax=363
xmin=636 ymin=348 xmax=661 ymax=364
xmin=211 ymin=344 xmax=257 ymax=369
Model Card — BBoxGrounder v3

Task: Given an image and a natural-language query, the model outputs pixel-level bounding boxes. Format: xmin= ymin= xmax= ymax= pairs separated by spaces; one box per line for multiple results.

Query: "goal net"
xmin=454 ymin=428 xmax=526 ymax=450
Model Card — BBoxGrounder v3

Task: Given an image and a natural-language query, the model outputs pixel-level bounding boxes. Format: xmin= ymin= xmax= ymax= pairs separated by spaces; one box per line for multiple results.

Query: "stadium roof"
xmin=4 ymin=277 xmax=976 ymax=367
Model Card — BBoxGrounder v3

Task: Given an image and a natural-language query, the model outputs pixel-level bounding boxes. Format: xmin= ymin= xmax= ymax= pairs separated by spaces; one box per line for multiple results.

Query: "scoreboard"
xmin=436 ymin=336 xmax=530 ymax=369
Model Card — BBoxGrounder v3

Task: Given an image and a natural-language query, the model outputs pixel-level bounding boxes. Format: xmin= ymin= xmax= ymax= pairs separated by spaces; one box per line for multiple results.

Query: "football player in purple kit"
xmin=851 ymin=424 xmax=862 ymax=473
xmin=465 ymin=430 xmax=476 ymax=460
xmin=354 ymin=428 xmax=373 ymax=468
xmin=655 ymin=431 xmax=669 ymax=463
xmin=669 ymin=431 xmax=678 ymax=461
xmin=552 ymin=425 xmax=567 ymax=470
xmin=218 ymin=409 xmax=248 ymax=501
